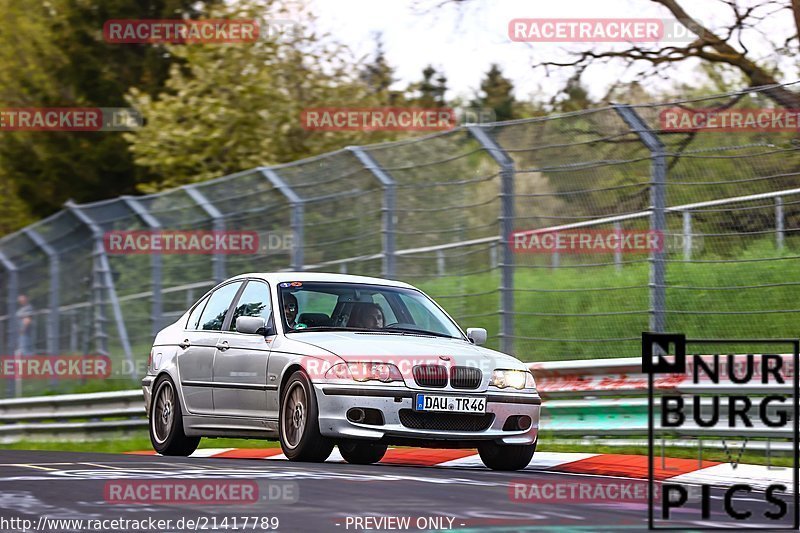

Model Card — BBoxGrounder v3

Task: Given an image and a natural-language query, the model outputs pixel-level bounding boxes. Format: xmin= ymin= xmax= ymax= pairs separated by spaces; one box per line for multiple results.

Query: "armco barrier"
xmin=0 ymin=390 xmax=145 ymax=442
xmin=0 ymin=356 xmax=792 ymax=446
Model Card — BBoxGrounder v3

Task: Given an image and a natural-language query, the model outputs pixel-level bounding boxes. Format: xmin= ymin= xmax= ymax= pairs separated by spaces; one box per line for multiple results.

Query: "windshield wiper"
xmin=288 ymin=325 xmax=458 ymax=339
xmin=381 ymin=326 xmax=458 ymax=339
xmin=287 ymin=326 xmax=363 ymax=333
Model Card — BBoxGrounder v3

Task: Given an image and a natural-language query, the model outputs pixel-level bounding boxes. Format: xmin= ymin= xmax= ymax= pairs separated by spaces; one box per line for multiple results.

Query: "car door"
xmin=177 ymin=281 xmax=244 ymax=415
xmin=212 ymin=279 xmax=274 ymax=418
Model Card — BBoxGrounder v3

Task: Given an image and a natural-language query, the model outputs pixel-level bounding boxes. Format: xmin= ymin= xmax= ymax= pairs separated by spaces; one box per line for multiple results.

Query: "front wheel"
xmin=339 ymin=440 xmax=388 ymax=465
xmin=478 ymin=440 xmax=536 ymax=471
xmin=149 ymin=375 xmax=200 ymax=456
xmin=279 ymin=371 xmax=334 ymax=462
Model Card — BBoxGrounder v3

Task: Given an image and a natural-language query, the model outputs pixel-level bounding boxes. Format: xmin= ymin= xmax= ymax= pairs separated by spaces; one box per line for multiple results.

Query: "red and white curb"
xmin=129 ymin=448 xmax=789 ymax=490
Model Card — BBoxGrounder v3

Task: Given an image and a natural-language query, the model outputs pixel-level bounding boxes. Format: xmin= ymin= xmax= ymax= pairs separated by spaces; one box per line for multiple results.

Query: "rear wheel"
xmin=149 ymin=375 xmax=200 ymax=456
xmin=279 ymin=371 xmax=334 ymax=462
xmin=478 ymin=440 xmax=536 ymax=471
xmin=339 ymin=440 xmax=388 ymax=465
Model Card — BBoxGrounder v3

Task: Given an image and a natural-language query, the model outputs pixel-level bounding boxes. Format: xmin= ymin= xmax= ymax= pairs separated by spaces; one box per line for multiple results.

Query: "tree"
xmin=360 ymin=33 xmax=400 ymax=101
xmin=473 ymin=63 xmax=517 ymax=120
xmin=408 ymin=65 xmax=448 ymax=107
xmin=537 ymin=0 xmax=800 ymax=108
xmin=439 ymin=0 xmax=800 ymax=108
xmin=0 ymin=0 xmax=217 ymax=231
xmin=125 ymin=4 xmax=399 ymax=191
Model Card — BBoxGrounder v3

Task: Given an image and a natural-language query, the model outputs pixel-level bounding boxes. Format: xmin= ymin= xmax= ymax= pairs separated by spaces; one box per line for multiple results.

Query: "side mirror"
xmin=466 ymin=327 xmax=487 ymax=346
xmin=236 ymin=316 xmax=267 ymax=335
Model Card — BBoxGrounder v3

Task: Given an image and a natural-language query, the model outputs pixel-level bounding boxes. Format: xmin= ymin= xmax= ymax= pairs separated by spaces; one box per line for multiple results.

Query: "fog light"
xmin=503 ymin=415 xmax=532 ymax=431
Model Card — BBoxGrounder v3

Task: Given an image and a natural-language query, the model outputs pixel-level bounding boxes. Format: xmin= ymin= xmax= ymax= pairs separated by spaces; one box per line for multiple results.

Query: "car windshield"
xmin=277 ymin=281 xmax=464 ymax=339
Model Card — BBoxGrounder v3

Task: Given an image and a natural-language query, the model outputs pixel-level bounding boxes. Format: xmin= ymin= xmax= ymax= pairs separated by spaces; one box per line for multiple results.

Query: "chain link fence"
xmin=1 ymin=83 xmax=800 ymax=396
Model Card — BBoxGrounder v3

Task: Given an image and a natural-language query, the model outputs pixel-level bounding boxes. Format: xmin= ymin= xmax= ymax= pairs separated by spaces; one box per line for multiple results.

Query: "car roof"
xmin=228 ymin=272 xmax=417 ymax=290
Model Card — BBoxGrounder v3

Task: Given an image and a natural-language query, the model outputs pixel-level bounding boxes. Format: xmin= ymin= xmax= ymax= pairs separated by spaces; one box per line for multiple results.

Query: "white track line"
xmin=668 ymin=462 xmax=795 ymax=492
xmin=189 ymin=448 xmax=235 ymax=458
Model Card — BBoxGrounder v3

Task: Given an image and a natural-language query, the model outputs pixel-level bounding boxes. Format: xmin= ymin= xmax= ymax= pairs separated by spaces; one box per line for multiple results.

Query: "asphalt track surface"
xmin=0 ymin=449 xmax=791 ymax=532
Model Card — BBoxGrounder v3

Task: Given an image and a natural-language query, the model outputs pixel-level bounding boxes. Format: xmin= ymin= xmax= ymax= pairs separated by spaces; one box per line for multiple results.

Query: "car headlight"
xmin=491 ymin=369 xmax=536 ymax=390
xmin=325 ymin=362 xmax=404 ymax=383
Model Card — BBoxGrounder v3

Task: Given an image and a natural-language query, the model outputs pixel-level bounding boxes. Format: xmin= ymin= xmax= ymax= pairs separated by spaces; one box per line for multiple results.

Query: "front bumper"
xmin=315 ymin=383 xmax=540 ymax=445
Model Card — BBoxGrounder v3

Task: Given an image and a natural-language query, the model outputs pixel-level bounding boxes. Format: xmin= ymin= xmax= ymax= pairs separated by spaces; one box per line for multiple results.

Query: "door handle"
xmin=178 ymin=339 xmax=191 ymax=349
xmin=216 ymin=340 xmax=230 ymax=351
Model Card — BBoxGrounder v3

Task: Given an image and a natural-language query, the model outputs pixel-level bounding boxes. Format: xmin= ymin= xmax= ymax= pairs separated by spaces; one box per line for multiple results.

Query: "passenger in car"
xmin=347 ymin=302 xmax=385 ymax=329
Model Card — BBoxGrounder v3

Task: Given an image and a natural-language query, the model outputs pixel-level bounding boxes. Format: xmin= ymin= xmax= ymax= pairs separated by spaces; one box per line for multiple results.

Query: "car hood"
xmin=288 ymin=331 xmax=526 ymax=371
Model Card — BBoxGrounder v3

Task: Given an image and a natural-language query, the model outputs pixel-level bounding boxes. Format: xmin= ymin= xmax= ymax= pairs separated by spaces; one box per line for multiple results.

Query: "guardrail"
xmin=0 ymin=357 xmax=792 ymax=449
xmin=0 ymin=390 xmax=145 ymax=442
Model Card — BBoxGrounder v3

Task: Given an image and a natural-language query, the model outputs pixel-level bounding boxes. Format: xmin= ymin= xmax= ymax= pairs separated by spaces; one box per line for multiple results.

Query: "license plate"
xmin=414 ymin=394 xmax=486 ymax=413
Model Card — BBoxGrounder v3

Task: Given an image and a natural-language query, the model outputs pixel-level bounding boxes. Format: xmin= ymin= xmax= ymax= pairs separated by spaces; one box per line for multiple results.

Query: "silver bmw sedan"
xmin=142 ymin=272 xmax=540 ymax=470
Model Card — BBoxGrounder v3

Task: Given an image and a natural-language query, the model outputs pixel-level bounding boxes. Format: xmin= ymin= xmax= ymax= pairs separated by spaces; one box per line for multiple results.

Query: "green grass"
xmin=419 ymin=237 xmax=800 ymax=360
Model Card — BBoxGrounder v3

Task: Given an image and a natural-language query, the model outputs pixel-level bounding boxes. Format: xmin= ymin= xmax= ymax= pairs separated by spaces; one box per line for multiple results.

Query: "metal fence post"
xmin=682 ymin=210 xmax=692 ymax=260
xmin=122 ymin=196 xmax=163 ymax=337
xmin=613 ymin=222 xmax=622 ymax=271
xmin=23 ymin=228 xmax=59 ymax=355
xmin=0 ymin=251 xmax=18 ymax=399
xmin=88 ymin=240 xmax=108 ymax=356
xmin=69 ymin=310 xmax=78 ymax=353
xmin=613 ymin=105 xmax=667 ymax=333
xmin=260 ymin=168 xmax=305 ymax=270
xmin=66 ymin=201 xmax=136 ymax=380
xmin=552 ymin=235 xmax=560 ymax=269
xmin=467 ymin=125 xmax=515 ymax=355
xmin=776 ymin=196 xmax=784 ymax=250
xmin=348 ymin=146 xmax=397 ymax=278
xmin=183 ymin=185 xmax=226 ymax=283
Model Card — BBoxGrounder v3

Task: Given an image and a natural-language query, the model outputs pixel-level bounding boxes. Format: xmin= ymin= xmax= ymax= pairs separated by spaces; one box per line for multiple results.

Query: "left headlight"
xmin=325 ymin=362 xmax=404 ymax=383
xmin=490 ymin=369 xmax=536 ymax=390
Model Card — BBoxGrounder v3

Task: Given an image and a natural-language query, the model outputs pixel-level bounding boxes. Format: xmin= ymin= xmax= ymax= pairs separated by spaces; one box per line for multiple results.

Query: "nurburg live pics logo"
xmin=643 ymin=332 xmax=799 ymax=529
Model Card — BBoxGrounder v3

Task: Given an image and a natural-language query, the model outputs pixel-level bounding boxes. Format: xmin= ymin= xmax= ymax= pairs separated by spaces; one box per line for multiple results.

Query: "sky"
xmin=306 ymin=0 xmax=798 ymax=103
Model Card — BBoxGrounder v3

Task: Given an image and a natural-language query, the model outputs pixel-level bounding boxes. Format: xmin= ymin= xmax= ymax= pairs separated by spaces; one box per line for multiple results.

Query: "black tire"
xmin=149 ymin=375 xmax=200 ymax=456
xmin=279 ymin=371 xmax=334 ymax=462
xmin=339 ymin=440 xmax=388 ymax=465
xmin=478 ymin=439 xmax=536 ymax=471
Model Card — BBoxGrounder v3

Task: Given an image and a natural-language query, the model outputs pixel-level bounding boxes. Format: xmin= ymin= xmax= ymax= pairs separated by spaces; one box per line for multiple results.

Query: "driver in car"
xmin=349 ymin=303 xmax=385 ymax=329
xmin=284 ymin=292 xmax=299 ymax=329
